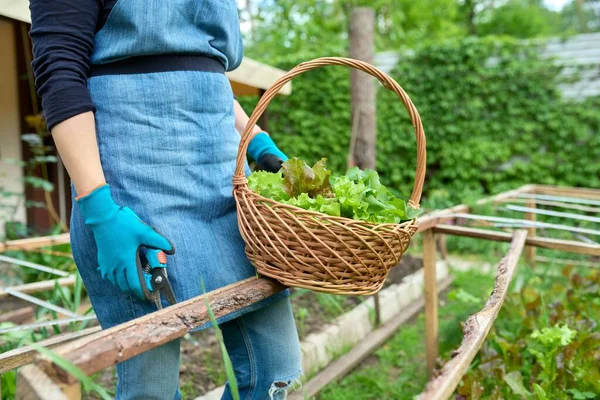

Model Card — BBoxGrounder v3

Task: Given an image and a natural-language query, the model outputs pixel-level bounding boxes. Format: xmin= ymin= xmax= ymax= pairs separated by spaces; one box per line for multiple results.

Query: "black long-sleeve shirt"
xmin=29 ymin=1 xmax=117 ymax=130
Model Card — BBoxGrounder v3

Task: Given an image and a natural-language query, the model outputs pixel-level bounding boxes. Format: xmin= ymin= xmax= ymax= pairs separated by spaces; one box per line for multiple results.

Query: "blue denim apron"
xmin=70 ymin=0 xmax=289 ymax=331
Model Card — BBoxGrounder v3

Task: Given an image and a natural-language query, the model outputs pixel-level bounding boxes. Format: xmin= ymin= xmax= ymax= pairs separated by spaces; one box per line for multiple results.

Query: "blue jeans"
xmin=70 ymin=69 xmax=301 ymax=399
xmin=118 ymin=297 xmax=301 ymax=400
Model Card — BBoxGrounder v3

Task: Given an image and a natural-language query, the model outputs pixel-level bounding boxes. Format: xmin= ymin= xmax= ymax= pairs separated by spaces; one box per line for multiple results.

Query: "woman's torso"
xmin=91 ymin=0 xmax=244 ymax=70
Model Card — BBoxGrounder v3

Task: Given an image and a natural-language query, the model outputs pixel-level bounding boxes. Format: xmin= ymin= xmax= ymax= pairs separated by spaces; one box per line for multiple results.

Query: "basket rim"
xmin=234 ymin=183 xmax=419 ymax=231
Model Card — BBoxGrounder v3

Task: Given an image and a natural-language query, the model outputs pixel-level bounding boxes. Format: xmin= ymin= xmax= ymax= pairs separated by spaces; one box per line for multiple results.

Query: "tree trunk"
xmin=349 ymin=7 xmax=380 ymax=324
xmin=575 ymin=0 xmax=589 ymax=33
xmin=464 ymin=0 xmax=477 ymax=36
xmin=348 ymin=7 xmax=376 ymax=170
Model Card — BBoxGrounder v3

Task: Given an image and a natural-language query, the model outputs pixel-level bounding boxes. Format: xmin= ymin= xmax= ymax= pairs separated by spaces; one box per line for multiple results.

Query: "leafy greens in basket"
xmin=248 ymin=158 xmax=421 ymax=224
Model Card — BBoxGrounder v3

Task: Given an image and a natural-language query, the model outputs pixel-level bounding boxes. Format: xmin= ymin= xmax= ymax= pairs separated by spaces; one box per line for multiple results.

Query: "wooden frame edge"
xmin=417 ymin=230 xmax=528 ymax=400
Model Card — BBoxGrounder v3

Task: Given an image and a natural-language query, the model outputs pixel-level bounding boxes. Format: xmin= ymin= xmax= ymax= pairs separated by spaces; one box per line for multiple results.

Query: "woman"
xmin=29 ymin=1 xmax=302 ymax=399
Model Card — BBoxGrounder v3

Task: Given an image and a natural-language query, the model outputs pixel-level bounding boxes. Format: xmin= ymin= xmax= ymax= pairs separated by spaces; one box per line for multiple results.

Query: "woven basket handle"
xmin=234 ymin=56 xmax=426 ymax=208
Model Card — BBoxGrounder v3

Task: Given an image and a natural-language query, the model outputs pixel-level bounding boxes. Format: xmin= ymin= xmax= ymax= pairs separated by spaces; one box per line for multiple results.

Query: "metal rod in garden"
xmin=450 ymin=213 xmax=600 ymax=237
xmin=492 ymin=224 xmax=598 ymax=245
xmin=502 ymin=204 xmax=600 ymax=223
xmin=433 ymin=225 xmax=600 ymax=256
xmin=573 ymin=234 xmax=599 ymax=245
xmin=0 ymin=254 xmax=70 ymax=277
xmin=3 ymin=288 xmax=81 ymax=318
xmin=0 ymin=315 xmax=97 ymax=334
xmin=492 ymin=222 xmax=597 ymax=240
xmin=0 ymin=277 xmax=76 ymax=300
xmin=516 ymin=193 xmax=600 ymax=207
xmin=498 ymin=198 xmax=600 ymax=213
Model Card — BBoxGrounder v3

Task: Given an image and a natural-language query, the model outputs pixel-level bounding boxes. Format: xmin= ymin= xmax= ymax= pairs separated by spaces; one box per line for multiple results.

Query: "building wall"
xmin=375 ymin=33 xmax=600 ymax=100
xmin=541 ymin=32 xmax=600 ymax=99
xmin=0 ymin=18 xmax=25 ymax=238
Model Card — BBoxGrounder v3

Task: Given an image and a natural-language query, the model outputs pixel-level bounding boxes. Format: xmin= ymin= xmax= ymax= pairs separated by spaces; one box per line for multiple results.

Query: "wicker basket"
xmin=233 ymin=57 xmax=426 ymax=295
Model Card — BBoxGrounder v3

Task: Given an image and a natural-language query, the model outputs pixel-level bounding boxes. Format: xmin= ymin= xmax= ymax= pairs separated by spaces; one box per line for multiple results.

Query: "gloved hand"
xmin=247 ymin=132 xmax=288 ymax=173
xmin=77 ymin=184 xmax=174 ymax=300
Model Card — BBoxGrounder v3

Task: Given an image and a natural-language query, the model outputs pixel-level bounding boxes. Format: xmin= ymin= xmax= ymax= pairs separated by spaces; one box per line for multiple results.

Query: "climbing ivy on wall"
xmin=240 ymin=37 xmax=600 ymax=204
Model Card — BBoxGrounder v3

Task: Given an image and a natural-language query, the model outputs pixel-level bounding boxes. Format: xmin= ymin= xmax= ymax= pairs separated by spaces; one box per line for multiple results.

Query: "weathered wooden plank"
xmin=433 ymin=225 xmax=600 ymax=256
xmin=38 ymin=277 xmax=285 ymax=383
xmin=16 ymin=364 xmax=70 ymax=400
xmin=417 ymin=230 xmax=528 ymax=400
xmin=289 ymin=277 xmax=455 ymax=400
xmin=25 ymin=248 xmax=74 ymax=259
xmin=0 ymin=277 xmax=76 ymax=300
xmin=436 ymin=235 xmax=448 ymax=260
xmin=15 ymin=364 xmax=81 ymax=400
xmin=0 ymin=306 xmax=34 ymax=325
xmin=423 ymin=229 xmax=438 ymax=378
xmin=0 ymin=327 xmax=101 ymax=374
xmin=524 ymin=198 xmax=536 ymax=267
xmin=0 ymin=234 xmax=70 ymax=253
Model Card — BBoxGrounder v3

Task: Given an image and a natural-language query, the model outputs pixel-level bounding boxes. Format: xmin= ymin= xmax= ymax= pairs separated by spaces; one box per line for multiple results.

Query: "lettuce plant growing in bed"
xmin=248 ymin=158 xmax=421 ymax=224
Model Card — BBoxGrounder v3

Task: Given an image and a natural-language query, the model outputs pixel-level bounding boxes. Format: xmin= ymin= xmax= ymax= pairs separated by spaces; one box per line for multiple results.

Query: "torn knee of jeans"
xmin=268 ymin=378 xmax=302 ymax=399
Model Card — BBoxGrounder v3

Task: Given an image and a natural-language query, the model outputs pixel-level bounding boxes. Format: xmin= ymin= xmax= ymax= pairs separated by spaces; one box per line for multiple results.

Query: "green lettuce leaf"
xmin=249 ymin=158 xmax=416 ymax=224
xmin=247 ymin=171 xmax=288 ymax=201
xmin=282 ymin=158 xmax=332 ymax=198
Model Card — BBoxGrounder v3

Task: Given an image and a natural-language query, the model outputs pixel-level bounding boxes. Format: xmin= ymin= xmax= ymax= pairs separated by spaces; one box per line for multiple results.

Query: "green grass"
xmin=318 ymin=269 xmax=495 ymax=400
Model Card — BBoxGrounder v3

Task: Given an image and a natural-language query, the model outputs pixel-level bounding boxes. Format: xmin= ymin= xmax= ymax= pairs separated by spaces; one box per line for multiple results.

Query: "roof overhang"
xmin=0 ymin=0 xmax=29 ymax=23
xmin=227 ymin=57 xmax=291 ymax=96
xmin=0 ymin=0 xmax=291 ymax=96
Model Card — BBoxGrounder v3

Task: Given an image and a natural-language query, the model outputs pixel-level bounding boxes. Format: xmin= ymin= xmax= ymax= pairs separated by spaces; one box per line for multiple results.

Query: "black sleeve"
xmin=30 ymin=0 xmax=101 ymax=131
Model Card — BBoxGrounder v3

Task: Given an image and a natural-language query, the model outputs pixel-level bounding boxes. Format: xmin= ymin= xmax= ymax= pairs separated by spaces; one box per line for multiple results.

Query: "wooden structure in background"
xmin=417 ymin=231 xmax=528 ymax=399
xmin=38 ymin=278 xmax=284 ymax=383
xmin=1 ymin=184 xmax=599 ymax=399
xmin=422 ymin=229 xmax=438 ymax=377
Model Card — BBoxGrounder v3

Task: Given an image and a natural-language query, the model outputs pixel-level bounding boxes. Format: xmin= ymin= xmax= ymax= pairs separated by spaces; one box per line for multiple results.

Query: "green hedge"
xmin=240 ymin=37 xmax=600 ymax=204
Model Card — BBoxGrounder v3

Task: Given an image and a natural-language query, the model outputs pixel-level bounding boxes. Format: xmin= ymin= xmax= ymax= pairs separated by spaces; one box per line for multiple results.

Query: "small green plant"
xmin=0 ymin=271 xmax=93 ymax=399
xmin=314 ymin=293 xmax=345 ymax=317
xmin=201 ymin=281 xmax=240 ymax=400
xmin=0 ymin=124 xmax=67 ymax=240
xmin=248 ymin=158 xmax=421 ymax=223
xmin=529 ymin=324 xmax=578 ymax=384
xmin=458 ymin=267 xmax=600 ymax=398
xmin=296 ymin=307 xmax=309 ymax=338
xmin=447 ymin=288 xmax=481 ymax=305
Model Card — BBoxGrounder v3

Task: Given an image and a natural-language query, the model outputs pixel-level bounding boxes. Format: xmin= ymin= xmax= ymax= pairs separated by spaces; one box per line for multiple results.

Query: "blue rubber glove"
xmin=247 ymin=132 xmax=288 ymax=172
xmin=77 ymin=184 xmax=174 ymax=300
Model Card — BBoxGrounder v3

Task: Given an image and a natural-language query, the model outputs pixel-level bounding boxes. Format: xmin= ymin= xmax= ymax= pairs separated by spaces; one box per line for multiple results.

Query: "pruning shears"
xmin=136 ymin=248 xmax=177 ymax=309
